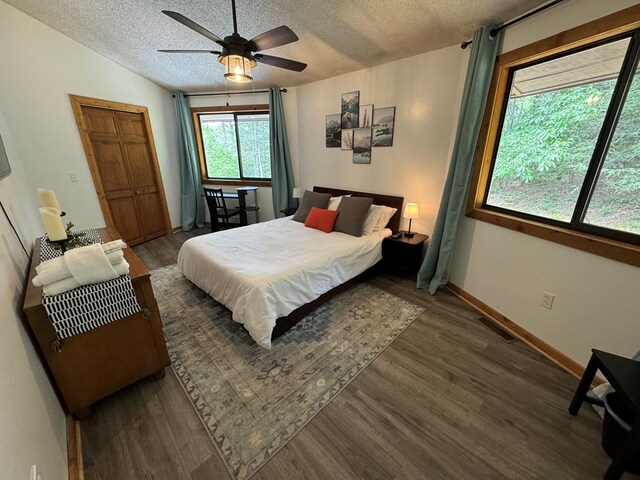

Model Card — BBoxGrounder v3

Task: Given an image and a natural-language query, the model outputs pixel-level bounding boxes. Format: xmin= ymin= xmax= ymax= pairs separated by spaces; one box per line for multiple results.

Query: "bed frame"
xmin=271 ymin=186 xmax=404 ymax=340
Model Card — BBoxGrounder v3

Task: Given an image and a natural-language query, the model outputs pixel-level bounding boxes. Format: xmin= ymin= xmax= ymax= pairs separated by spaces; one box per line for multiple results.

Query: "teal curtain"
xmin=174 ymin=92 xmax=205 ymax=231
xmin=417 ymin=27 xmax=502 ymax=294
xmin=269 ymin=87 xmax=295 ymax=217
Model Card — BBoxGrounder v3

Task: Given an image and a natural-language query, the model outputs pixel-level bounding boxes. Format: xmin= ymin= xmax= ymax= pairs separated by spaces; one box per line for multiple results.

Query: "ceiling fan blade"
xmin=248 ymin=26 xmax=299 ymax=52
xmin=158 ymin=49 xmax=221 ymax=54
xmin=162 ymin=11 xmax=227 ymax=47
xmin=254 ymin=54 xmax=307 ymax=72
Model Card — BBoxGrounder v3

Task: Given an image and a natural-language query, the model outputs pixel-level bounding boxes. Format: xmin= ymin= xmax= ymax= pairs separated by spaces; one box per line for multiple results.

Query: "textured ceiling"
xmin=6 ymin=0 xmax=549 ymax=92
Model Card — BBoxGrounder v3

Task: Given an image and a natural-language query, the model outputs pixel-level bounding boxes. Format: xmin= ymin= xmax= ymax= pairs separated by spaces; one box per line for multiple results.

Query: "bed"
xmin=177 ymin=186 xmax=404 ymax=348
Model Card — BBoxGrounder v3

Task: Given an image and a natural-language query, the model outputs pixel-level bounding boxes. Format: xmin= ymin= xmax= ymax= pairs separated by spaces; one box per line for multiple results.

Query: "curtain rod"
xmin=461 ymin=0 xmax=566 ymax=49
xmin=172 ymin=88 xmax=287 ymax=98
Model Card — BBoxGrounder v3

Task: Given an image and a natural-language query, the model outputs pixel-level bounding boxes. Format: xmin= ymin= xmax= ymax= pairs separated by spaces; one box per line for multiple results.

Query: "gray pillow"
xmin=292 ymin=190 xmax=332 ymax=223
xmin=334 ymin=196 xmax=373 ymax=237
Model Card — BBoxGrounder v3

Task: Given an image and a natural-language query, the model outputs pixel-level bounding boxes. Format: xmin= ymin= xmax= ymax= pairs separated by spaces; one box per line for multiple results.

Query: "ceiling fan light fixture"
xmin=160 ymin=6 xmax=307 ymax=83
xmin=220 ymin=54 xmax=255 ymax=83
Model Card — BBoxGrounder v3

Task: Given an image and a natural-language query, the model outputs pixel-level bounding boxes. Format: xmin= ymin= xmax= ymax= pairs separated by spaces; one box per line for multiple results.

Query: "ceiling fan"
xmin=159 ymin=0 xmax=307 ymax=84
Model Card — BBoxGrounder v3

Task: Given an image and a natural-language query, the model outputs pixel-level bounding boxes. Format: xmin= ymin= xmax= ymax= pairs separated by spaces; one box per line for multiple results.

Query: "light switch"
xmin=69 ymin=171 xmax=79 ymax=182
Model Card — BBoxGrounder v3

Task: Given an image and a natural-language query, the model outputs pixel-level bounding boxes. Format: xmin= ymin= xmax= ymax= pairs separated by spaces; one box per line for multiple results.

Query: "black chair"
xmin=203 ymin=188 xmax=241 ymax=232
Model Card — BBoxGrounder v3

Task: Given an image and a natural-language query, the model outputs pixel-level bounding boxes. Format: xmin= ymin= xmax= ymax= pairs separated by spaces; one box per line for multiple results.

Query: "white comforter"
xmin=177 ymin=217 xmax=391 ymax=348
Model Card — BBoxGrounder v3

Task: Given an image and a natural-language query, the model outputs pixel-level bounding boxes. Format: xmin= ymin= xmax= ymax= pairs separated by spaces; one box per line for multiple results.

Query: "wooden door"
xmin=71 ymin=96 xmax=172 ymax=246
xmin=115 ymin=111 xmax=167 ymax=240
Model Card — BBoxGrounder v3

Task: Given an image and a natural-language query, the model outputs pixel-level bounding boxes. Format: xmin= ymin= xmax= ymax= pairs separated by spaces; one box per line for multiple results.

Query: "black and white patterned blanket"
xmin=40 ymin=228 xmax=102 ymax=261
xmin=40 ymin=229 xmax=143 ymax=350
xmin=42 ymin=276 xmax=143 ymax=341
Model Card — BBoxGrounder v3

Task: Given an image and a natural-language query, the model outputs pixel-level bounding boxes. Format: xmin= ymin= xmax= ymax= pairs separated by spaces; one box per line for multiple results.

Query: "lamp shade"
xmin=403 ymin=203 xmax=419 ymax=219
xmin=292 ymin=187 xmax=304 ymax=199
xmin=220 ymin=54 xmax=255 ymax=83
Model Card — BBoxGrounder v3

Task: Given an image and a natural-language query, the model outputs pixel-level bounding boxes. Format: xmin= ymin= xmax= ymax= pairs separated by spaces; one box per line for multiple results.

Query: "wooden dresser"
xmin=22 ymin=227 xmax=170 ymax=419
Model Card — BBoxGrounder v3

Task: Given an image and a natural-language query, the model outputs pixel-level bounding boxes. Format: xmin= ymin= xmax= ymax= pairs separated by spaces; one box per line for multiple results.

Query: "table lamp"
xmin=292 ymin=187 xmax=303 ymax=208
xmin=403 ymin=203 xmax=419 ymax=238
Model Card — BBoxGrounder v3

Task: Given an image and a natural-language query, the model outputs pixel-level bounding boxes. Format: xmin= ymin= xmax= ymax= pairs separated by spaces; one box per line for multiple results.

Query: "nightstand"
xmin=280 ymin=207 xmax=298 ymax=216
xmin=382 ymin=232 xmax=429 ymax=274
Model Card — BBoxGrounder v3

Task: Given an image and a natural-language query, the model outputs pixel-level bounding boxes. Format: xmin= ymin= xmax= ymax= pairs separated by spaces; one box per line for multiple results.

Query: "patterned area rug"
xmin=151 ymin=264 xmax=424 ymax=480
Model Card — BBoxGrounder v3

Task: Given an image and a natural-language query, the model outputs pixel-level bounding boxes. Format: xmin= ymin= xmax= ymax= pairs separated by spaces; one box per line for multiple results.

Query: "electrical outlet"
xmin=541 ymin=292 xmax=555 ymax=310
xmin=69 ymin=171 xmax=78 ymax=182
xmin=30 ymin=465 xmax=42 ymax=480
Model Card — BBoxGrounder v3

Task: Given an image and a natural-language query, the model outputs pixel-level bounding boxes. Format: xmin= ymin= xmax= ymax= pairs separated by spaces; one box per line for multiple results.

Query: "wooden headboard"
xmin=313 ymin=186 xmax=404 ymax=233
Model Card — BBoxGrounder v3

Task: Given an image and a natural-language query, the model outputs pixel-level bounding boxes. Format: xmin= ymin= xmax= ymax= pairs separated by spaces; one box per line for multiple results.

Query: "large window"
xmin=468 ymin=10 xmax=640 ymax=267
xmin=193 ymin=106 xmax=271 ymax=184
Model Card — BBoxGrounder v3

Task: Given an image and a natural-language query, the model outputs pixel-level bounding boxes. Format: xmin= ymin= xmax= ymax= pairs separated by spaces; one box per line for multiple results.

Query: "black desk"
xmin=208 ymin=187 xmax=259 ymax=227
xmin=569 ymin=349 xmax=640 ymax=480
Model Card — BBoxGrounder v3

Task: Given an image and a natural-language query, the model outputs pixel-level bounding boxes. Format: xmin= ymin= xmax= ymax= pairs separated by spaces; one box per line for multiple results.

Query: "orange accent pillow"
xmin=304 ymin=207 xmax=339 ymax=233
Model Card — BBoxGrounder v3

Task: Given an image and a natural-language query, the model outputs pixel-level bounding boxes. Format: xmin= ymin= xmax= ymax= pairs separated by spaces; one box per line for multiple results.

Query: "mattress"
xmin=177 ymin=216 xmax=391 ymax=348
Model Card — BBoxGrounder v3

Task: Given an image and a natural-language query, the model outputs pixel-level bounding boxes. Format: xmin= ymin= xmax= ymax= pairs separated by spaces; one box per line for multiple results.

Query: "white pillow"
xmin=327 ymin=194 xmax=351 ymax=211
xmin=327 ymin=196 xmax=342 ymax=211
xmin=372 ymin=205 xmax=398 ymax=232
xmin=361 ymin=207 xmax=384 ymax=236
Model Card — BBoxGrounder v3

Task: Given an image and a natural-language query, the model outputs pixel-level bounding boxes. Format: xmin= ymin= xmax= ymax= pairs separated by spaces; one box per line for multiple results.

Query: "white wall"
xmin=294 ymin=45 xmax=467 ymax=234
xmin=450 ymin=0 xmax=640 ymax=366
xmin=0 ymin=1 xmax=181 ymax=232
xmin=0 ymin=111 xmax=68 ymax=479
xmin=0 ymin=4 xmax=187 ymax=477
xmin=189 ymin=88 xmax=300 ymax=222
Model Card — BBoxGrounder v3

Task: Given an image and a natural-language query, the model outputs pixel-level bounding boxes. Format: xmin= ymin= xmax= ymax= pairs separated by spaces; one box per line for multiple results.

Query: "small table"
xmin=230 ymin=187 xmax=260 ymax=226
xmin=381 ymin=232 xmax=429 ymax=274
xmin=207 ymin=187 xmax=260 ymax=228
xmin=280 ymin=207 xmax=298 ymax=217
xmin=569 ymin=349 xmax=640 ymax=480
xmin=236 ymin=186 xmax=260 ymax=225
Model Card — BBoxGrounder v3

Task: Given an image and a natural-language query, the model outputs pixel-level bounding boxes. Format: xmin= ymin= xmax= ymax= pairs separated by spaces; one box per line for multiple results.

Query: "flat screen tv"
xmin=0 ymin=133 xmax=10 ymax=179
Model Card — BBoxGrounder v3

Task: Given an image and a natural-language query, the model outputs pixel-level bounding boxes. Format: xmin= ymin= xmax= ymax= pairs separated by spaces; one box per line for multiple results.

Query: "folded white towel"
xmin=63 ymin=243 xmax=118 ymax=285
xmin=42 ymin=260 xmax=130 ymax=296
xmin=33 ymin=250 xmax=124 ymax=287
xmin=102 ymin=239 xmax=127 ymax=254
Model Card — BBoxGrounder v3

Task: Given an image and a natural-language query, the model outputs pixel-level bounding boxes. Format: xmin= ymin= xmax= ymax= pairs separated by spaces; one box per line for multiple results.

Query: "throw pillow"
xmin=292 ymin=190 xmax=332 ymax=223
xmin=327 ymin=194 xmax=351 ymax=211
xmin=334 ymin=196 xmax=373 ymax=237
xmin=304 ymin=207 xmax=339 ymax=233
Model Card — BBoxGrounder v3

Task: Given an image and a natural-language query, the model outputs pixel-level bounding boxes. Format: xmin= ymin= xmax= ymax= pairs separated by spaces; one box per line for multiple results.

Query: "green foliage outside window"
xmin=200 ymin=113 xmax=271 ymax=180
xmin=201 ymin=120 xmax=240 ymax=179
xmin=487 ymin=75 xmax=640 ymax=233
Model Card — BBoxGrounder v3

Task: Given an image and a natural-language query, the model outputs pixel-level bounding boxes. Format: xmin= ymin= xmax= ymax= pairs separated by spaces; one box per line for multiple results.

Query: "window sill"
xmin=202 ymin=178 xmax=272 ymax=187
xmin=466 ymin=207 xmax=640 ymax=268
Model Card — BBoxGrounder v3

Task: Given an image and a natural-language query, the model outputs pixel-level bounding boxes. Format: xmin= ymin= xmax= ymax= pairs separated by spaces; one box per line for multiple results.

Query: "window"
xmin=192 ymin=106 xmax=271 ymax=185
xmin=468 ymin=8 xmax=640 ymax=267
xmin=486 ymin=38 xmax=630 ymax=224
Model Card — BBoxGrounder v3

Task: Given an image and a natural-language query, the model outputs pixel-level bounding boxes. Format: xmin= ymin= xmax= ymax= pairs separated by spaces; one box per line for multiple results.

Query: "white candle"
xmin=39 ymin=207 xmax=67 ymax=241
xmin=38 ymin=188 xmax=61 ymax=213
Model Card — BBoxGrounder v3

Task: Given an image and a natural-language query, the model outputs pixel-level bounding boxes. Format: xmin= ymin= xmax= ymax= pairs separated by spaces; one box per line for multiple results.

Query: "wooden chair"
xmin=203 ymin=188 xmax=241 ymax=232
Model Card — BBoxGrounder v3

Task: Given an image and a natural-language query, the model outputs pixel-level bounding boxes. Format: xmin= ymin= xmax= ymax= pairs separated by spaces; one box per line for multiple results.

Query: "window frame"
xmin=192 ymin=104 xmax=272 ymax=187
xmin=467 ymin=5 xmax=640 ymax=268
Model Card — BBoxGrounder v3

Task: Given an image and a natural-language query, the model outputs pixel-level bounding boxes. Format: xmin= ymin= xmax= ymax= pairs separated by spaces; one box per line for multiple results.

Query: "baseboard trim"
xmin=446 ymin=282 xmax=603 ymax=385
xmin=171 ymin=226 xmax=182 ymax=233
xmin=67 ymin=415 xmax=84 ymax=480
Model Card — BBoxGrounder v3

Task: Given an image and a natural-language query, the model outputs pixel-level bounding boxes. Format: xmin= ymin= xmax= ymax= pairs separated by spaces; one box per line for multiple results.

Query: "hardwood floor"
xmin=81 ymin=229 xmax=623 ymax=480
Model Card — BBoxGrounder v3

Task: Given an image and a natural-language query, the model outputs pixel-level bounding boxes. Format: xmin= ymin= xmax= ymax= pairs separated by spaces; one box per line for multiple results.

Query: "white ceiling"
xmin=5 ymin=0 xmax=549 ymax=92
